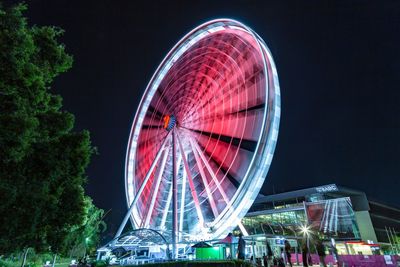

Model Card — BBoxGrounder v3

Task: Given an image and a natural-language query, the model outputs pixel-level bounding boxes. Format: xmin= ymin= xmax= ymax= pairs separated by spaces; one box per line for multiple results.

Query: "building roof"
xmin=254 ymin=184 xmax=370 ymax=211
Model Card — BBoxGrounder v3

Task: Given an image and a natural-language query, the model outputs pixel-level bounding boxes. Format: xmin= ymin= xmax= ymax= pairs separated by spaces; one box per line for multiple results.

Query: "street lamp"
xmin=300 ymin=224 xmax=311 ymax=236
xmin=300 ymin=224 xmax=311 ymax=266
xmin=84 ymin=237 xmax=90 ymax=258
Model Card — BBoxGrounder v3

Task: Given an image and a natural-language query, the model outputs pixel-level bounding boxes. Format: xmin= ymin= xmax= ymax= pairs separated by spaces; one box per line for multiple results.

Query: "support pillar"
xmin=114 ymin=133 xmax=170 ymax=240
xmin=172 ymin=130 xmax=178 ymax=259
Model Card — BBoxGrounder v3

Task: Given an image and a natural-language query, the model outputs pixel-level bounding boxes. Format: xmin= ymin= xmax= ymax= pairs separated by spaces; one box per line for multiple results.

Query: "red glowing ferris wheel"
xmin=120 ymin=19 xmax=280 ymax=242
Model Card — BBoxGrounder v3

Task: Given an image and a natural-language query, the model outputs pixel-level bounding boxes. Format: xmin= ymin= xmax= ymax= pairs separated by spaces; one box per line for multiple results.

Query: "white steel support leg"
xmin=172 ymin=130 xmax=178 ymax=259
xmin=114 ymin=133 xmax=171 ymax=239
xmin=159 ymin=154 xmax=181 ymax=230
xmin=179 ymin=167 xmax=187 ymax=241
xmin=238 ymin=222 xmax=249 ymax=236
xmin=144 ymin=145 xmax=170 ymax=228
xmin=160 ymin=183 xmax=173 ymax=230
xmin=176 ymin=132 xmax=205 ymax=227
xmin=188 ymin=137 xmax=219 ymax=218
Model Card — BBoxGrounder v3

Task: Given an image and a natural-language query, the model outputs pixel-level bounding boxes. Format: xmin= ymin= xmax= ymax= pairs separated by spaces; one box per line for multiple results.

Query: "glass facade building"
xmin=240 ymin=184 xmax=378 ymax=242
xmin=241 ymin=197 xmax=360 ymax=240
xmin=236 ymin=184 xmax=400 ymax=258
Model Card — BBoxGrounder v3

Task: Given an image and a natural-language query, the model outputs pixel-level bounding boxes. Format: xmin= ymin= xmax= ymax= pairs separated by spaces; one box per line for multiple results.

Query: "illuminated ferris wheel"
xmin=118 ymin=19 xmax=280 ymax=243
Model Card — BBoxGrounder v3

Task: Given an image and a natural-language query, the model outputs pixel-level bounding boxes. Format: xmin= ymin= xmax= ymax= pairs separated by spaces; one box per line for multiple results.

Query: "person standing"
xmin=301 ymin=242 xmax=309 ymax=267
xmin=266 ymin=240 xmax=273 ymax=267
xmin=316 ymin=240 xmax=327 ymax=267
xmin=263 ymin=253 xmax=268 ymax=267
xmin=284 ymin=240 xmax=292 ymax=267
xmin=237 ymin=233 xmax=246 ymax=260
xmin=330 ymin=242 xmax=339 ymax=264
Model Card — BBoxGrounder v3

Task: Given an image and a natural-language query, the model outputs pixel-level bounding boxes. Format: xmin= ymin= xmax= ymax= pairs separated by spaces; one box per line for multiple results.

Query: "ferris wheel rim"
xmin=124 ymin=18 xmax=280 ymax=240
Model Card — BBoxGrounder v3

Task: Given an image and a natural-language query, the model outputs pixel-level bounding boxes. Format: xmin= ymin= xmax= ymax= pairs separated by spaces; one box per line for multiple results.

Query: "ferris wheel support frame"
xmin=176 ymin=132 xmax=205 ymax=226
xmin=116 ymin=19 xmax=281 ymax=254
xmin=114 ymin=129 xmax=180 ymax=259
xmin=114 ymin=132 xmax=171 ymax=240
xmin=144 ymin=145 xmax=170 ymax=228
xmin=172 ymin=130 xmax=178 ymax=259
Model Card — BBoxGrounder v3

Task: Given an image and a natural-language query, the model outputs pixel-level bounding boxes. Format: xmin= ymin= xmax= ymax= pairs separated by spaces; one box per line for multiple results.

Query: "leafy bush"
xmin=92 ymin=260 xmax=109 ymax=267
xmin=0 ymin=258 xmax=17 ymax=267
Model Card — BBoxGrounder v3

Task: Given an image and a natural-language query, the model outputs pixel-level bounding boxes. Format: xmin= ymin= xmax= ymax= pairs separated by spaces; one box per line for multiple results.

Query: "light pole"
xmin=300 ymin=224 xmax=311 ymax=266
xmin=84 ymin=237 xmax=90 ymax=258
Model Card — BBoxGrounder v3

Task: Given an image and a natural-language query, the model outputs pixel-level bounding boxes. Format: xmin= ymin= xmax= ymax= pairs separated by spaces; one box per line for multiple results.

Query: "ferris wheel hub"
xmin=163 ymin=115 xmax=177 ymax=131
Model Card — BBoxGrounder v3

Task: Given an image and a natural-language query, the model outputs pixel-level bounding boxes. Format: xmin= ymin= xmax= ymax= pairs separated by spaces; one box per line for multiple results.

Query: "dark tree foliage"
xmin=63 ymin=197 xmax=107 ymax=257
xmin=0 ymin=3 xmax=95 ymax=254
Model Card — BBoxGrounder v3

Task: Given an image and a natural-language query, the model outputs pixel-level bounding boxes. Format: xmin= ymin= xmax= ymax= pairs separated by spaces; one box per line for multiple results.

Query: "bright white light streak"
xmin=190 ymin=136 xmax=230 ymax=204
xmin=238 ymin=222 xmax=249 ymax=236
xmin=159 ymin=152 xmax=182 ymax=231
xmin=144 ymin=145 xmax=170 ymax=228
xmin=179 ymin=167 xmax=187 ymax=241
xmin=188 ymin=137 xmax=219 ymax=218
xmin=115 ymin=132 xmax=171 ymax=238
xmin=176 ymin=132 xmax=205 ymax=226
xmin=160 ymin=184 xmax=173 ymax=231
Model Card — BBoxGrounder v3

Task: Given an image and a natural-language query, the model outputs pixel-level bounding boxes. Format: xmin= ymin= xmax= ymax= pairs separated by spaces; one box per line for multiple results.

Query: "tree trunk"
xmin=21 ymin=247 xmax=30 ymax=267
xmin=51 ymin=253 xmax=57 ymax=267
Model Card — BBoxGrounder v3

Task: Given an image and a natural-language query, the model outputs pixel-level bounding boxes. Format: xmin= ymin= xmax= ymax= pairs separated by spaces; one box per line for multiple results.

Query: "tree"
xmin=0 ymin=2 xmax=96 ymax=256
xmin=62 ymin=197 xmax=107 ymax=258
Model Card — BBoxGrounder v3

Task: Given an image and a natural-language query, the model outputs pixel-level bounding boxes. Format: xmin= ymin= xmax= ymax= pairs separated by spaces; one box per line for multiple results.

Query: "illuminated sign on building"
xmin=315 ymin=184 xmax=338 ymax=193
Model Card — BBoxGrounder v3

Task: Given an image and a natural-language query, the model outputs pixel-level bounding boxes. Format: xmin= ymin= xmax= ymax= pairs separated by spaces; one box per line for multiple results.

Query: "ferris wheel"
xmin=117 ymin=19 xmax=280 ymax=244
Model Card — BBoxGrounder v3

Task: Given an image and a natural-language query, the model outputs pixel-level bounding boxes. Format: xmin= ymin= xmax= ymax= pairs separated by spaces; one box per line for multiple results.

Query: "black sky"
xmin=15 ymin=0 xmax=400 ymax=236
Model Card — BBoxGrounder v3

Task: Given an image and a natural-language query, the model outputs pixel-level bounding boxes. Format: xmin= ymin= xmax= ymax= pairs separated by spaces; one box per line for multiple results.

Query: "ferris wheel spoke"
xmin=180 ymin=129 xmax=241 ymax=188
xmin=160 ymin=182 xmax=173 ymax=231
xmin=185 ymin=100 xmax=264 ymax=126
xmin=188 ymin=135 xmax=219 ymax=219
xmin=192 ymin=134 xmax=249 ymax=189
xmin=189 ymin=136 xmax=230 ymax=205
xmin=136 ymin=132 xmax=170 ymax=182
xmin=141 ymin=124 xmax=163 ymax=129
xmin=176 ymin=131 xmax=205 ymax=227
xmin=155 ymin=86 xmax=171 ymax=107
xmin=230 ymin=102 xmax=265 ymax=115
xmin=210 ymin=160 xmax=240 ymax=190
xmin=184 ymin=127 xmax=257 ymax=152
xmin=183 ymin=72 xmax=265 ymax=126
xmin=143 ymin=145 xmax=170 ymax=228
xmin=115 ymin=131 xmax=171 ymax=238
xmin=147 ymin=105 xmax=165 ymax=120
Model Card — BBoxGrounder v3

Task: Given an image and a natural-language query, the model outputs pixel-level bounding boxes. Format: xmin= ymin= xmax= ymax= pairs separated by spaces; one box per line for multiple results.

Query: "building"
xmin=98 ymin=184 xmax=400 ymax=263
xmin=240 ymin=184 xmax=400 ymax=256
xmin=368 ymin=200 xmax=400 ymax=244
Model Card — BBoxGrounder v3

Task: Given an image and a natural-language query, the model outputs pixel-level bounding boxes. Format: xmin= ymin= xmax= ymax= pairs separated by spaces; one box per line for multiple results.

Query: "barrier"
xmin=290 ymin=253 xmax=399 ymax=267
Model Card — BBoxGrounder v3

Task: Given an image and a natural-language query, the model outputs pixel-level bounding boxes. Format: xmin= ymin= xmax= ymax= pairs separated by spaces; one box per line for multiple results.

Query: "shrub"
xmin=0 ymin=258 xmax=17 ymax=267
xmin=92 ymin=260 xmax=109 ymax=267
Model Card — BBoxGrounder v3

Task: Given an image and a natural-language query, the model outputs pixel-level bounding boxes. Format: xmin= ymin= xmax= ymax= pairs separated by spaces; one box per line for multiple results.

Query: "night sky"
xmin=14 ymin=0 xmax=400 ymax=236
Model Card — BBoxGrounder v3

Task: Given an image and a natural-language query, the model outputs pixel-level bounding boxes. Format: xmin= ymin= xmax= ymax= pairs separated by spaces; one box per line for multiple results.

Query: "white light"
xmin=300 ymin=224 xmax=311 ymax=236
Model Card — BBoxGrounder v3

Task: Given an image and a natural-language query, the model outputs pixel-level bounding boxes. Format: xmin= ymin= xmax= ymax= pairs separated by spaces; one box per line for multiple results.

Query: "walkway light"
xmin=300 ymin=224 xmax=311 ymax=236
